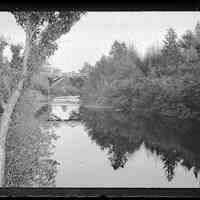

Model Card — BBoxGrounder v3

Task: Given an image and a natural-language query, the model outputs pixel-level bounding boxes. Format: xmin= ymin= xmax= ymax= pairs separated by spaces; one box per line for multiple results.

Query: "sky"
xmin=0 ymin=11 xmax=200 ymax=72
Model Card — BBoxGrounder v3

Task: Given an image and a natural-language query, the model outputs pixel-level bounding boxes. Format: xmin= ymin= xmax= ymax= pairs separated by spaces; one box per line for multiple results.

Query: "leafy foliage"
xmin=10 ymin=12 xmax=86 ymax=90
xmin=161 ymin=28 xmax=183 ymax=69
xmin=12 ymin=11 xmax=85 ymax=59
xmin=81 ymin=22 xmax=200 ymax=120
xmin=0 ymin=37 xmax=23 ymax=104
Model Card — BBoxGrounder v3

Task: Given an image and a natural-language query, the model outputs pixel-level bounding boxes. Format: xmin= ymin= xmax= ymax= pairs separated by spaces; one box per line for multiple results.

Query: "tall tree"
xmin=143 ymin=44 xmax=163 ymax=77
xmin=109 ymin=40 xmax=127 ymax=59
xmin=0 ymin=11 xmax=85 ymax=186
xmin=194 ymin=21 xmax=200 ymax=57
xmin=179 ymin=30 xmax=196 ymax=49
xmin=179 ymin=30 xmax=198 ymax=63
xmin=194 ymin=21 xmax=200 ymax=40
xmin=161 ymin=28 xmax=182 ymax=71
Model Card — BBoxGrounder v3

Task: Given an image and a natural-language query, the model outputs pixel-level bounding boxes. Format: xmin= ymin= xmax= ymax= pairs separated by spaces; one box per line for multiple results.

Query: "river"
xmin=49 ymin=96 xmax=200 ymax=187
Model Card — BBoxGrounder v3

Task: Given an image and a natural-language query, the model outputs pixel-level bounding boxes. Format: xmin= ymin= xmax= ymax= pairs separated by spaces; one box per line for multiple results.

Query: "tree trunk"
xmin=0 ymin=30 xmax=31 ymax=186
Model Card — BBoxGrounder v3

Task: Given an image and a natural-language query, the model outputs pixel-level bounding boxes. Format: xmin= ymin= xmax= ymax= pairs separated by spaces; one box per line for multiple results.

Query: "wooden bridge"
xmin=48 ymin=72 xmax=88 ymax=89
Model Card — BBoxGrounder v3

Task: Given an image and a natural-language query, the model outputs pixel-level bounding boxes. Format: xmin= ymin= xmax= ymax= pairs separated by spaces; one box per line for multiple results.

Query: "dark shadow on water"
xmin=79 ymin=106 xmax=200 ymax=183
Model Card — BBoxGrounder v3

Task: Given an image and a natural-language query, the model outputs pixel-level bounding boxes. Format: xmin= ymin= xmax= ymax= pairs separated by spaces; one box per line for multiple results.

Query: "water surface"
xmin=50 ymin=96 xmax=200 ymax=187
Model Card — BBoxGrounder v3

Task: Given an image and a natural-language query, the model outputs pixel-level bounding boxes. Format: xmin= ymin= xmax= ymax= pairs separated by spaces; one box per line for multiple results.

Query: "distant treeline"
xmin=81 ymin=22 xmax=200 ymax=120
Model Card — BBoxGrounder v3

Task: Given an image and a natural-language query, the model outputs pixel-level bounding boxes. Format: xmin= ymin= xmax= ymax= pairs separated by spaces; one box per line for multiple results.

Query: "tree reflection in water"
xmin=80 ymin=106 xmax=200 ymax=182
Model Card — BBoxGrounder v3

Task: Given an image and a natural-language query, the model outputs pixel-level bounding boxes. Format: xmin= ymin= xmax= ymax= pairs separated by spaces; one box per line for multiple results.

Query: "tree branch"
xmin=30 ymin=15 xmax=46 ymax=42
